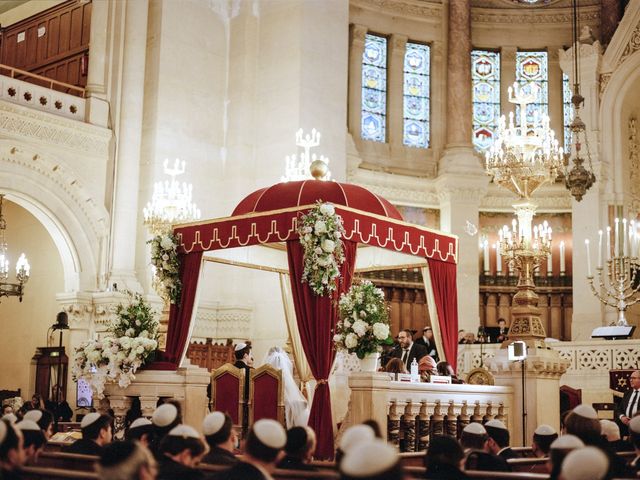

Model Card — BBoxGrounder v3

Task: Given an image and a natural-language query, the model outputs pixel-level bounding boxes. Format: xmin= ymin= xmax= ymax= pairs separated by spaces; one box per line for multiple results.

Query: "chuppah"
xmin=150 ymin=164 xmax=459 ymax=459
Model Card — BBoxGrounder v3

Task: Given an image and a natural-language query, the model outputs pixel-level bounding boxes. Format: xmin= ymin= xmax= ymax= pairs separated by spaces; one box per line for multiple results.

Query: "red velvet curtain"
xmin=149 ymin=251 xmax=203 ymax=370
xmin=426 ymin=258 xmax=458 ymax=373
xmin=286 ymin=240 xmax=357 ymax=460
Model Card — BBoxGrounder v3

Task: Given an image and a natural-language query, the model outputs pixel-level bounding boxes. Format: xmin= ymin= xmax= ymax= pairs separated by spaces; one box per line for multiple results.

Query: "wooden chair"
xmin=560 ymin=384 xmax=582 ymax=413
xmin=249 ymin=364 xmax=285 ymax=426
xmin=211 ymin=363 xmax=246 ymax=431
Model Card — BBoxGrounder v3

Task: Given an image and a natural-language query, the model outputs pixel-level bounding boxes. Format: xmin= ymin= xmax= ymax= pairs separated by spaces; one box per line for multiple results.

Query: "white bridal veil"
xmin=263 ymin=346 xmax=310 ymax=428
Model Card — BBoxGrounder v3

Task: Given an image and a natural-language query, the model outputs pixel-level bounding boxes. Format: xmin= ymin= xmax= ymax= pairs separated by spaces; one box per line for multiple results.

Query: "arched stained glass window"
xmin=403 ymin=42 xmax=430 ymax=148
xmin=471 ymin=50 xmax=500 ymax=152
xmin=515 ymin=51 xmax=548 ymax=126
xmin=361 ymin=34 xmax=387 ymax=142
xmin=563 ymin=73 xmax=573 ymax=154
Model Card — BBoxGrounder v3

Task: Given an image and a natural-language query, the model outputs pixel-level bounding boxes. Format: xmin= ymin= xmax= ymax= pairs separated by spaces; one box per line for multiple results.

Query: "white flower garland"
xmin=298 ymin=202 xmax=346 ymax=296
xmin=72 ymin=293 xmax=159 ymax=398
xmin=148 ymin=232 xmax=182 ymax=304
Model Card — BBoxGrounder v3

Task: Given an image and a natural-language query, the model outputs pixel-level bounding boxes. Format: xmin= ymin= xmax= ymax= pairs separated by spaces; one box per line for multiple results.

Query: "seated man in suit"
xmin=414 ymin=326 xmax=439 ymax=361
xmin=461 ymin=423 xmax=510 ymax=472
xmin=496 ymin=318 xmax=509 ymax=343
xmin=485 ymin=419 xmax=517 ymax=460
xmin=391 ymin=329 xmax=428 ymax=371
xmin=616 ymin=370 xmax=640 ymax=435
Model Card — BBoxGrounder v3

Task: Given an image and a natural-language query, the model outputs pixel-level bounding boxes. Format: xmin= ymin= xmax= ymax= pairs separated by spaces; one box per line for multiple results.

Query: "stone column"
xmin=348 ymin=24 xmax=367 ymax=142
xmin=84 ymin=0 xmax=111 ymax=127
xmin=388 ymin=35 xmax=408 ymax=148
xmin=436 ymin=178 xmax=489 ymax=334
xmin=559 ymin=42 xmax=607 ymax=339
xmin=108 ymin=0 xmax=149 ymax=292
xmin=600 ymin=0 xmax=621 ymax=46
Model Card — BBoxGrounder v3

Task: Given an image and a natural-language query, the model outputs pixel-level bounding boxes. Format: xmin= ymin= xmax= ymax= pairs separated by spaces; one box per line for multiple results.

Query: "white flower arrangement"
xmin=298 ymin=202 xmax=346 ymax=296
xmin=333 ymin=280 xmax=392 ymax=359
xmin=72 ymin=293 xmax=159 ymax=398
xmin=148 ymin=232 xmax=181 ymax=304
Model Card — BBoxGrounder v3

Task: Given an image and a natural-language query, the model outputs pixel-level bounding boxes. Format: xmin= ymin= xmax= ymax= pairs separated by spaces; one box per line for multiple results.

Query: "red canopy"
xmin=161 ymin=179 xmax=459 ymax=459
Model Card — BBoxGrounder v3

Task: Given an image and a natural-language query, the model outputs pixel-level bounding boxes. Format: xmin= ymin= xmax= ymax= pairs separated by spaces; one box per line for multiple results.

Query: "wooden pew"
xmin=20 ymin=466 xmax=97 ymax=480
xmin=35 ymin=451 xmax=98 ymax=471
xmin=403 ymin=466 xmax=550 ymax=480
xmin=201 ymin=463 xmax=340 ymax=478
xmin=507 ymin=457 xmax=549 ymax=474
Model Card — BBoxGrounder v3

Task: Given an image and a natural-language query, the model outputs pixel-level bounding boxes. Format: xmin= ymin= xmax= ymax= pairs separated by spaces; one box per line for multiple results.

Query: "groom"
xmin=234 ymin=342 xmax=254 ymax=435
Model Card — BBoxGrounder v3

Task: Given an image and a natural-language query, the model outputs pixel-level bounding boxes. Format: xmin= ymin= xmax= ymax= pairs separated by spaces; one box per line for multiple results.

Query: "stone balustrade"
xmin=343 ymin=372 xmax=513 ymax=452
xmin=457 ymin=339 xmax=640 ymax=405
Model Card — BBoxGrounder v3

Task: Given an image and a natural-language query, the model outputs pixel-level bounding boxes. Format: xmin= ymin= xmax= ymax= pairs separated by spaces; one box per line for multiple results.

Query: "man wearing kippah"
xmin=201 ymin=411 xmax=238 ymax=466
xmin=233 ymin=342 xmax=253 ymax=436
xmin=65 ymin=412 xmax=113 ymax=456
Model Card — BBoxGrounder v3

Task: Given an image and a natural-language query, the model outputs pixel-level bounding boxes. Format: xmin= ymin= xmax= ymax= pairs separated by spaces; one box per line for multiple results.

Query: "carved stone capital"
xmin=621 ymin=24 xmax=640 ymax=65
xmin=56 ymin=292 xmax=95 ymax=329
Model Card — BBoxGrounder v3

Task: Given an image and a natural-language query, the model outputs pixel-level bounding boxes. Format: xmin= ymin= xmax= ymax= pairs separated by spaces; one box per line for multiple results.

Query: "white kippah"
xmin=339 ymin=424 xmax=375 ymax=453
xmin=0 ymin=421 xmax=6 ymax=445
xmin=129 ymin=418 xmax=152 ymax=429
xmin=203 ymin=412 xmax=226 ymax=436
xmin=534 ymin=424 xmax=557 ymax=436
xmin=234 ymin=342 xmax=248 ymax=352
xmin=340 ymin=439 xmax=398 ymax=477
xmin=463 ymin=422 xmax=487 ymax=435
xmin=152 ymin=403 xmax=178 ymax=427
xmin=572 ymin=404 xmax=598 ymax=420
xmin=168 ymin=424 xmax=200 ymax=439
xmin=81 ymin=412 xmax=101 ymax=429
xmin=599 ymin=419 xmax=620 ymax=441
xmin=252 ymin=419 xmax=286 ymax=449
xmin=629 ymin=415 xmax=640 ymax=434
xmin=17 ymin=420 xmax=41 ymax=431
xmin=560 ymin=446 xmax=609 ymax=480
xmin=1 ymin=413 xmax=17 ymax=424
xmin=24 ymin=410 xmax=43 ymax=423
xmin=551 ymin=434 xmax=584 ymax=450
xmin=485 ymin=419 xmax=507 ymax=430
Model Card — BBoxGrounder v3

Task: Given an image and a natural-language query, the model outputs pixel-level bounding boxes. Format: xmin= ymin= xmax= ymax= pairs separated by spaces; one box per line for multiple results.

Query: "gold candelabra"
xmin=586 ymin=219 xmax=640 ymax=326
xmin=486 ymin=82 xmax=564 ymax=349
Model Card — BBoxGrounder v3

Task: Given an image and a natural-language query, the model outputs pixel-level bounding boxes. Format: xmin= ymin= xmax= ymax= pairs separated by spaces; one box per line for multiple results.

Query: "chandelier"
xmin=281 ymin=128 xmax=331 ymax=182
xmin=485 ymin=82 xmax=564 ymax=199
xmin=564 ymin=0 xmax=596 ymax=201
xmin=143 ymin=159 xmax=201 ymax=235
xmin=0 ymin=195 xmax=30 ymax=302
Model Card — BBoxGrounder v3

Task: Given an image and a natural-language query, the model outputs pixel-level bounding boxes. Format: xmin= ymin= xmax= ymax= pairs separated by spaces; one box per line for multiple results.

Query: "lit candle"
xmin=495 ymin=243 xmax=502 ymax=273
xmin=598 ymin=229 xmax=603 ymax=269
xmin=483 ymin=240 xmax=489 ymax=273
xmin=615 ymin=218 xmax=619 ymax=257
xmin=560 ymin=241 xmax=566 ymax=274
xmin=585 ymin=239 xmax=592 ymax=277
xmin=607 ymin=226 xmax=612 ymax=261
xmin=547 ymin=251 xmax=553 ymax=276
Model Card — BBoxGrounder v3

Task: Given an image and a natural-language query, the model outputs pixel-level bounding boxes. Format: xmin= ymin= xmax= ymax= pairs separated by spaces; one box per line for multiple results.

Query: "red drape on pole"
xmin=286 ymin=240 xmax=357 ymax=460
xmin=426 ymin=258 xmax=458 ymax=372
xmin=148 ymin=251 xmax=203 ymax=370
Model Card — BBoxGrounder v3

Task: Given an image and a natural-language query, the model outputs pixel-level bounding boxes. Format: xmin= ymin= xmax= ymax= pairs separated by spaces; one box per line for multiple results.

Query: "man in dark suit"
xmin=616 ymin=370 xmax=640 ymax=435
xmin=65 ymin=412 xmax=113 ymax=456
xmin=391 ymin=329 xmax=427 ymax=370
xmin=496 ymin=318 xmax=509 ymax=343
xmin=414 ymin=326 xmax=439 ymax=362
xmin=485 ymin=419 xmax=518 ymax=460
xmin=233 ymin=342 xmax=253 ymax=436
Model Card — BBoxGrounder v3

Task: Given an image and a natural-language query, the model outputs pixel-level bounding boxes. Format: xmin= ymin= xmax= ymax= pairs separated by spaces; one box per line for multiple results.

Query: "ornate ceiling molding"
xmin=471 ymin=5 xmax=599 ymax=25
xmin=0 ymin=101 xmax=112 ymax=157
xmin=350 ymin=0 xmax=442 ymax=21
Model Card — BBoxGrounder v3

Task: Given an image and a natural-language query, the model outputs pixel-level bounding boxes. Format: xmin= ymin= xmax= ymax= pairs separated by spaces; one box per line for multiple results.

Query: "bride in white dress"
xmin=262 ymin=346 xmax=310 ymax=428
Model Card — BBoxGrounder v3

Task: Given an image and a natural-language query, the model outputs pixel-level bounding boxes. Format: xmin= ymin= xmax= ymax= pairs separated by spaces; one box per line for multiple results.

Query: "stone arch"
xmin=600 ymin=49 xmax=640 ymax=203
xmin=0 ymin=140 xmax=109 ymax=292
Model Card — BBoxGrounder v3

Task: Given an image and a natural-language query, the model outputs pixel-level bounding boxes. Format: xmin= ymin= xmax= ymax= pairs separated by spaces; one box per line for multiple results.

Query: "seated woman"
xmin=263 ymin=347 xmax=310 ymax=428
xmin=436 ymin=361 xmax=464 ymax=384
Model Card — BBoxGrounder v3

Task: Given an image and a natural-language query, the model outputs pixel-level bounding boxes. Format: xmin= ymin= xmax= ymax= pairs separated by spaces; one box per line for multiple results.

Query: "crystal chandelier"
xmin=281 ymin=128 xmax=331 ymax=182
xmin=0 ymin=195 xmax=30 ymax=302
xmin=485 ymin=82 xmax=565 ymax=199
xmin=143 ymin=159 xmax=201 ymax=235
xmin=564 ymin=0 xmax=596 ymax=201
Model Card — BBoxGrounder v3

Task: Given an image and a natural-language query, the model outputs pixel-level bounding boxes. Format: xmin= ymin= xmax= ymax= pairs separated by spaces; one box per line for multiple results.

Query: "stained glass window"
xmin=515 ymin=51 xmax=548 ymax=127
xmin=471 ymin=50 xmax=500 ymax=152
xmin=563 ymin=73 xmax=574 ymax=154
xmin=403 ymin=42 xmax=430 ymax=148
xmin=361 ymin=34 xmax=387 ymax=142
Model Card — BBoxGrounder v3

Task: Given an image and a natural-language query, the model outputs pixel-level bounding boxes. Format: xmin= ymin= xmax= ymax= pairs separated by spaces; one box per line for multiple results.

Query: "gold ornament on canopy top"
xmin=281 ymin=129 xmax=331 ymax=182
xmin=486 ymin=82 xmax=563 ymax=349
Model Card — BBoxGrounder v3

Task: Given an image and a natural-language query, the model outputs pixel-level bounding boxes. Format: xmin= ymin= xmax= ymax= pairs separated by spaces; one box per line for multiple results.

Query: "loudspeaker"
xmin=508 ymin=340 xmax=527 ymax=361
